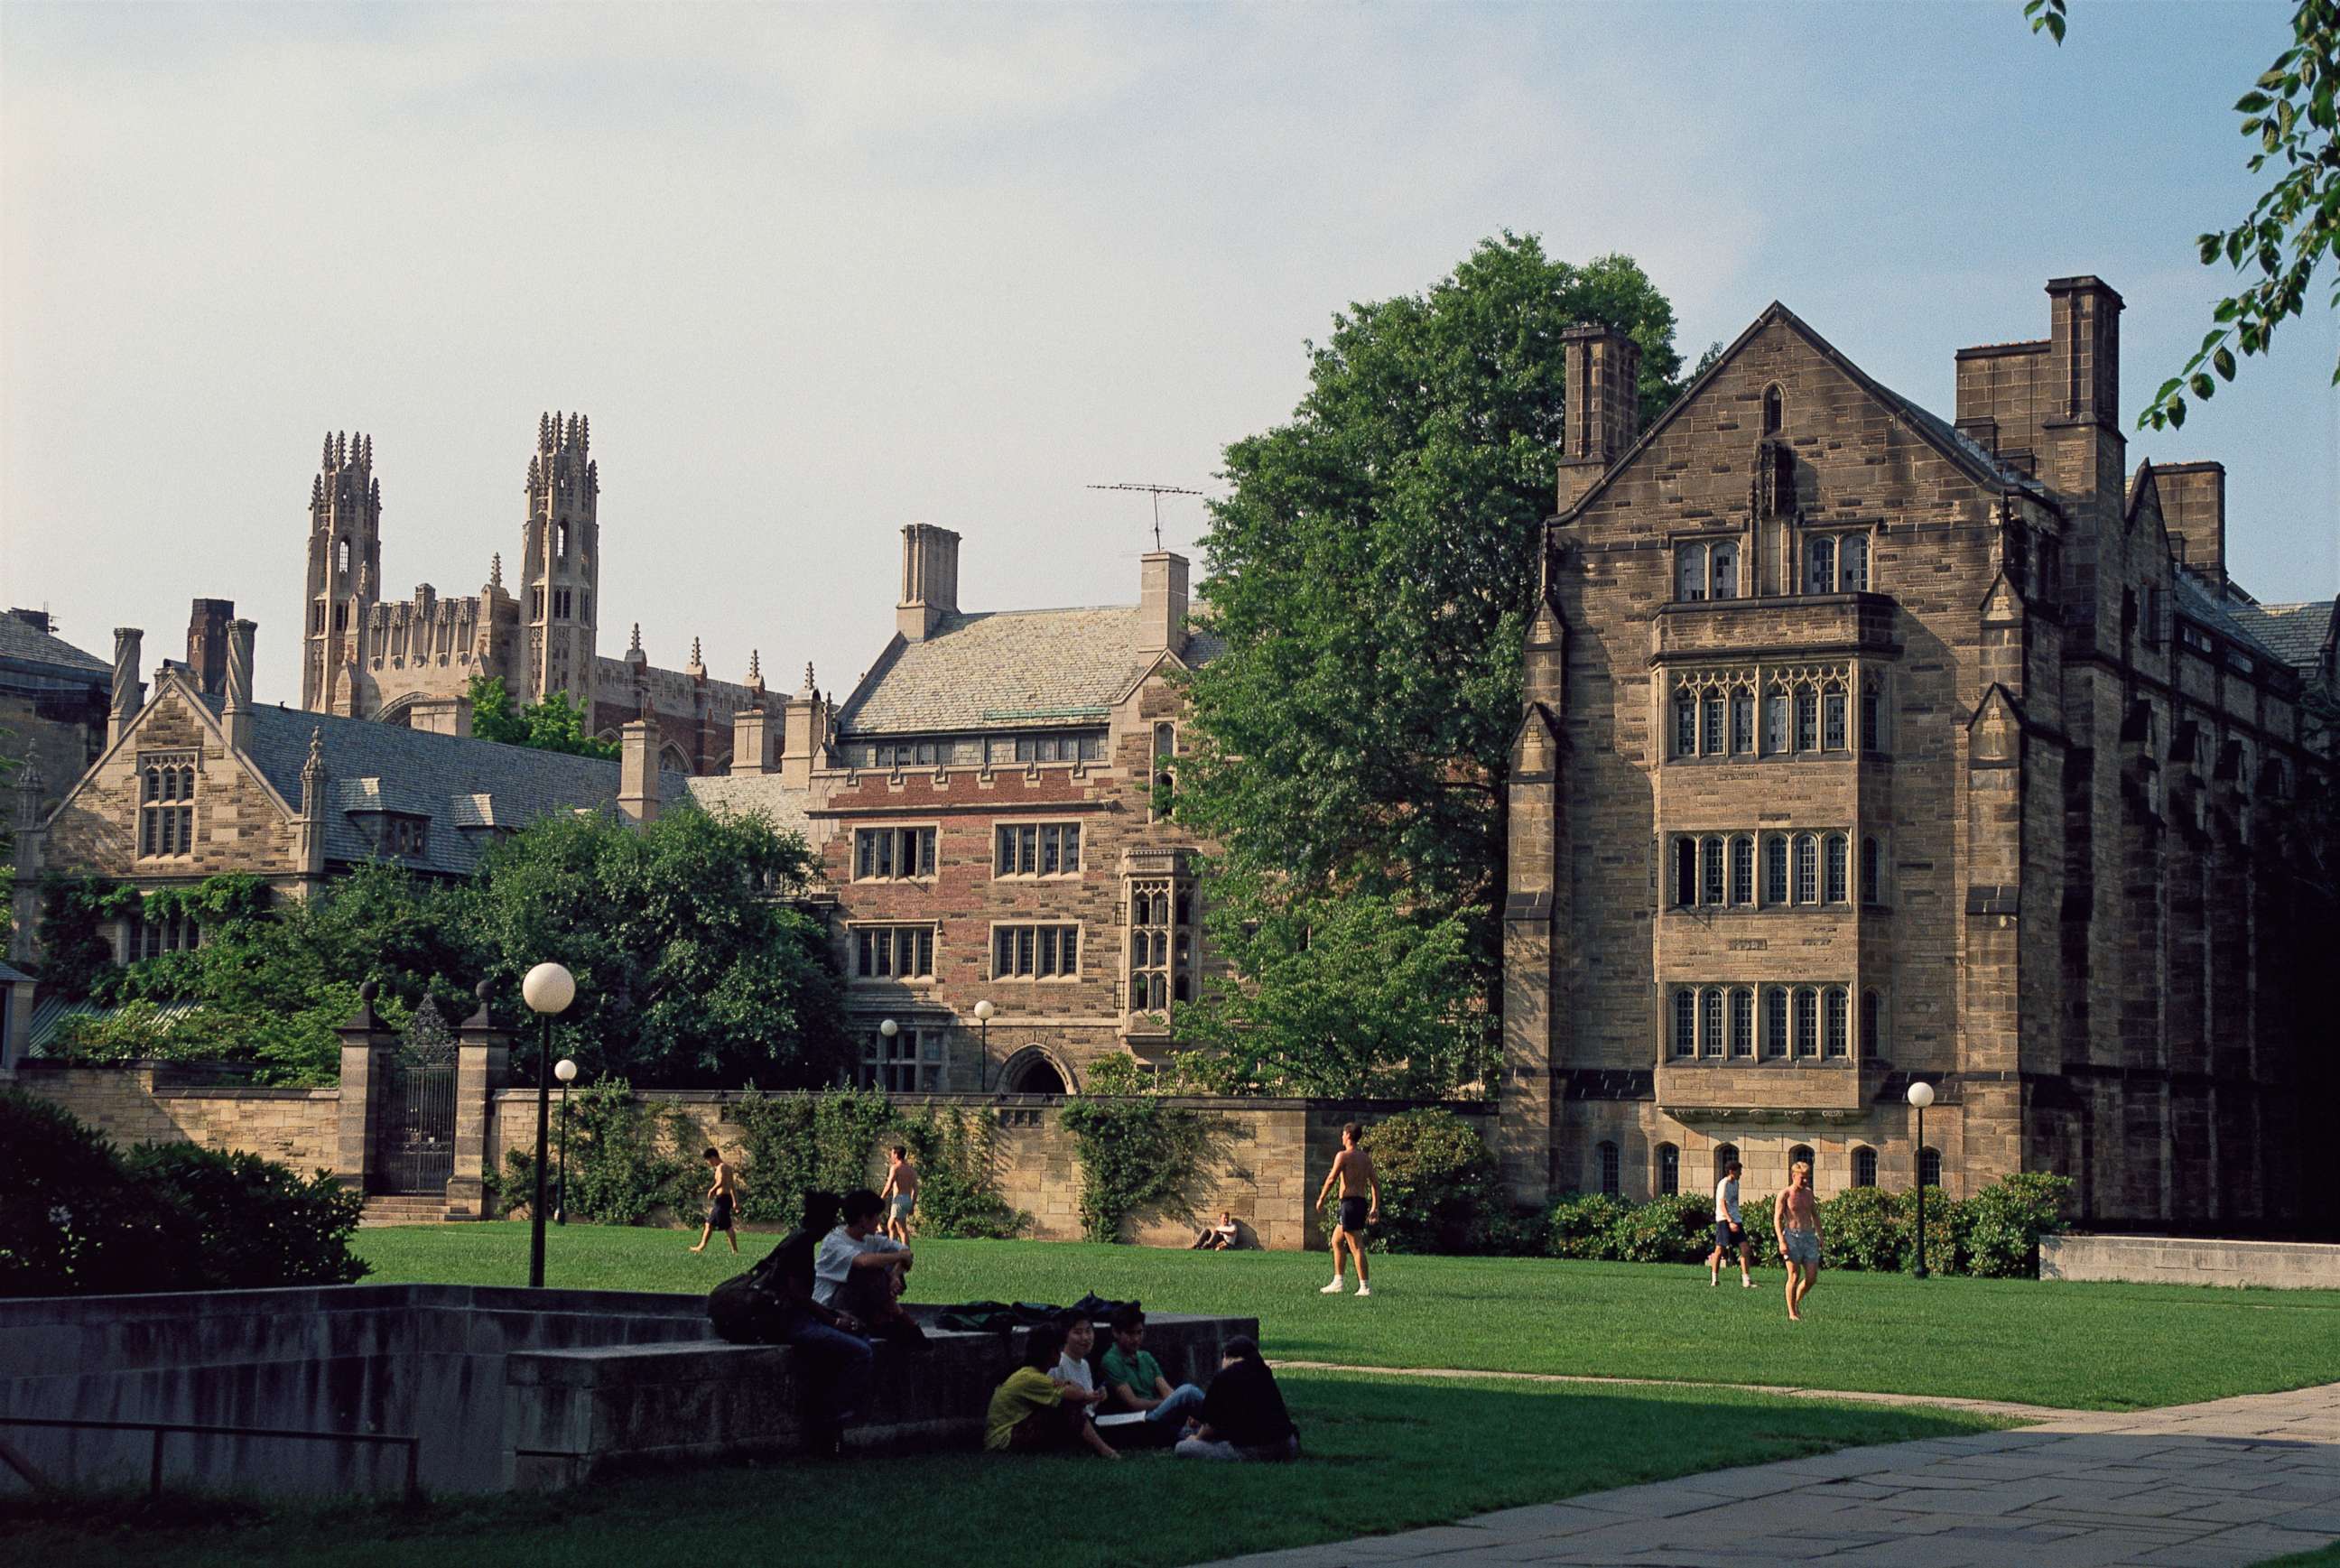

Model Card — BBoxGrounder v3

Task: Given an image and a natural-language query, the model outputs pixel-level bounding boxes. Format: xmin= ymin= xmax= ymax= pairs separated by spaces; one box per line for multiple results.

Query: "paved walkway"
xmin=1203 ymin=1381 xmax=2340 ymax=1568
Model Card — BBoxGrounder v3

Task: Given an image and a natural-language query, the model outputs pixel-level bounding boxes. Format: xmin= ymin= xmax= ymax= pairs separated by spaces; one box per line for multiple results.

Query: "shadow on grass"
xmin=0 ymin=1371 xmax=2001 ymax=1568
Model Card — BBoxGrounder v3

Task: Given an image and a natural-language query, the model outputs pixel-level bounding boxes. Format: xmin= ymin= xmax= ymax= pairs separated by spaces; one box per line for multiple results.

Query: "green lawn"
xmin=351 ymin=1223 xmax=2340 ymax=1412
xmin=0 ymin=1371 xmax=2000 ymax=1568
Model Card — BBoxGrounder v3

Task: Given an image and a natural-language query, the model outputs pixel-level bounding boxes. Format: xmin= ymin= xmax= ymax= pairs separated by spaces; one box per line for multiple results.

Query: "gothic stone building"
xmin=299 ymin=416 xmax=751 ymax=773
xmin=0 ymin=608 xmax=111 ymax=821
xmin=1500 ymin=276 xmax=2335 ymax=1229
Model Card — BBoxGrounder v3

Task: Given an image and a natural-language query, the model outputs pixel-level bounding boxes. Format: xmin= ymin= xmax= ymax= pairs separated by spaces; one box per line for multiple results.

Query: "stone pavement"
xmin=1202 ymin=1381 xmax=2340 ymax=1568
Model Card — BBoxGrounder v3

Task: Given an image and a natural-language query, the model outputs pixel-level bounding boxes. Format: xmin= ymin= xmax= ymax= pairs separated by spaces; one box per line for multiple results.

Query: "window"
xmin=1002 ymin=732 xmax=1100 ymax=765
xmin=1919 ymin=1146 xmax=1942 ymax=1188
xmin=1658 ymin=1143 xmax=1680 ymax=1197
xmin=853 ymin=826 xmax=937 ymax=880
xmin=1700 ymin=988 xmax=1724 ymax=1057
xmin=1702 ymin=694 xmax=1725 ymax=756
xmin=995 ymin=923 xmax=1081 ymax=980
xmin=1795 ymin=988 xmax=1820 ymax=1057
xmin=1852 ymin=1146 xmax=1877 ymax=1188
xmin=380 ymin=816 xmax=429 ymax=858
xmin=1128 ymin=877 xmax=1193 ymax=1009
xmin=1763 ymin=835 xmax=1788 ymax=905
xmin=1838 ymin=534 xmax=1870 ymax=591
xmin=1597 ymin=1141 xmax=1620 ymax=1198
xmin=529 ymin=588 xmax=543 ymax=620
xmin=1730 ymin=988 xmax=1755 ymax=1057
xmin=1762 ymin=385 xmax=1783 ymax=435
xmin=1860 ymin=838 xmax=1880 ymax=905
xmin=1763 ymin=988 xmax=1788 ymax=1057
xmin=337 ymin=537 xmax=351 ymax=574
xmin=131 ymin=911 xmax=198 ymax=963
xmin=1804 ymin=533 xmax=1870 ymax=593
xmin=1673 ymin=838 xmax=1697 ymax=908
xmin=1729 ymin=836 xmax=1755 ymax=905
xmin=138 ymin=756 xmax=197 ymax=859
xmin=1676 ymin=543 xmax=1708 ymax=602
xmin=1822 ymin=689 xmax=1848 ymax=750
xmin=869 ymin=740 xmax=944 ymax=769
xmin=1861 ymin=681 xmax=1882 ymax=752
xmin=856 ymin=1025 xmax=939 ymax=1092
xmin=1806 ymin=535 xmax=1835 ymax=595
xmin=996 ymin=822 xmax=1082 ymax=877
xmin=1861 ymin=989 xmax=1881 ymax=1054
xmin=1672 ymin=988 xmax=1696 ymax=1057
xmin=1795 ymin=687 xmax=1818 ymax=752
xmin=1824 ymin=834 xmax=1849 ymax=904
xmin=1676 ymin=542 xmax=1741 ymax=602
xmin=1765 ymin=688 xmax=1788 ymax=755
xmin=1794 ymin=835 xmax=1819 ymax=905
xmin=1788 ymin=1143 xmax=1815 ymax=1178
xmin=1673 ymin=694 xmax=1697 ymax=758
xmin=1730 ymin=692 xmax=1755 ymax=754
xmin=557 ymin=520 xmax=571 ymax=558
xmin=1153 ymin=724 xmax=1178 ymax=821
xmin=1700 ymin=836 xmax=1724 ymax=906
xmin=1711 ymin=543 xmax=1738 ymax=601
xmin=1825 ymin=987 xmax=1849 ymax=1058
xmin=855 ymin=925 xmax=936 ymax=980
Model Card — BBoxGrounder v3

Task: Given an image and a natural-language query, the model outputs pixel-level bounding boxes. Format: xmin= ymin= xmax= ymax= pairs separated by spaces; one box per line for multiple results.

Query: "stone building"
xmin=1500 ymin=277 xmax=2335 ymax=1229
xmin=298 ymin=417 xmax=751 ymax=773
xmin=0 ymin=608 xmax=112 ymax=820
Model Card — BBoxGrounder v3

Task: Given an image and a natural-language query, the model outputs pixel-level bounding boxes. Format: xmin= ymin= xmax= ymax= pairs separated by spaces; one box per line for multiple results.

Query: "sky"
xmin=4 ymin=1 xmax=2335 ymax=706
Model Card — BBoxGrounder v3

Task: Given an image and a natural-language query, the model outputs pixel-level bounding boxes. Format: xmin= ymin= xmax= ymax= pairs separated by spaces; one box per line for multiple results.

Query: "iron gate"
xmin=375 ymin=997 xmax=457 ymax=1195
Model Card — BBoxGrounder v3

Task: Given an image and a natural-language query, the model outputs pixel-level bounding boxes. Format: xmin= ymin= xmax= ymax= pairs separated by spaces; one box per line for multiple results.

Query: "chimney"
xmin=2044 ymin=275 xmax=2125 ymax=502
xmin=108 ymin=627 xmax=144 ymax=746
xmin=223 ymin=618 xmax=257 ymax=750
xmin=731 ymin=704 xmax=773 ymax=775
xmin=618 ymin=719 xmax=660 ymax=825
xmin=2153 ymin=461 xmax=2227 ymax=589
xmin=896 ymin=524 xmax=961 ymax=642
xmin=405 ymin=694 xmax=473 ymax=738
xmin=185 ymin=598 xmax=236 ymax=699
xmin=1555 ymin=324 xmax=1642 ymax=514
xmin=779 ymin=664 xmax=826 ymax=788
xmin=1139 ymin=552 xmax=1190 ymax=657
xmin=8 ymin=608 xmax=52 ymax=635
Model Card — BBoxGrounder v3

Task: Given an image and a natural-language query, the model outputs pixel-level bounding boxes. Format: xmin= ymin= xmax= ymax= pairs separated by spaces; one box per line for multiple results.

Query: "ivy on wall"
xmin=895 ymin=1105 xmax=1029 ymax=1239
xmin=1060 ymin=1096 xmax=1217 ymax=1244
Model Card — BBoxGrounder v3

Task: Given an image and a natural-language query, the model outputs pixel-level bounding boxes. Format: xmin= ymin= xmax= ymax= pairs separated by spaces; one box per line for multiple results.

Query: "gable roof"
xmin=2170 ymin=567 xmax=2289 ymax=668
xmin=835 ymin=606 xmax=1165 ymax=736
xmin=0 ymin=612 xmax=108 ymax=678
xmin=2226 ymin=597 xmax=2335 ymax=674
xmin=1556 ymin=302 xmax=2048 ymax=523
xmin=677 ymin=771 xmax=816 ymax=840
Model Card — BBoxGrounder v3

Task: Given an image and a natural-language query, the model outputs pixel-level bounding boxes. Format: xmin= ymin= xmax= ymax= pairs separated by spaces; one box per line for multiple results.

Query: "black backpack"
xmin=708 ymin=1235 xmax=802 ymax=1345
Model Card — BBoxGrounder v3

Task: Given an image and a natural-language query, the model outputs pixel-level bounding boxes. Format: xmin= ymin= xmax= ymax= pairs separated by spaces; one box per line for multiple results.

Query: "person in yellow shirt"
xmin=984 ymin=1322 xmax=1119 ymax=1458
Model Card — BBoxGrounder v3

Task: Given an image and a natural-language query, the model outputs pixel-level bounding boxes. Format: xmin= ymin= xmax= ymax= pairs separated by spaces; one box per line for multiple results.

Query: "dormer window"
xmin=380 ymin=816 xmax=429 ymax=858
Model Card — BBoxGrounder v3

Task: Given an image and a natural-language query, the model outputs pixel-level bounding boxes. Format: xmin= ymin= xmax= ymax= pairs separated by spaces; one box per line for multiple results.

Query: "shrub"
xmin=562 ymin=1078 xmax=698 ymax=1225
xmin=728 ymin=1086 xmax=896 ymax=1227
xmin=1061 ymin=1097 xmax=1216 ymax=1243
xmin=1815 ymin=1185 xmax=1908 ymax=1274
xmin=1545 ymin=1192 xmax=1630 ymax=1258
xmin=119 ymin=1144 xmax=367 ymax=1289
xmin=1476 ymin=1206 xmax=1550 ymax=1257
xmin=1350 ymin=1109 xmax=1500 ymax=1255
xmin=895 ymin=1107 xmax=1029 ymax=1240
xmin=1963 ymin=1171 xmax=2073 ymax=1278
xmin=1605 ymin=1191 xmax=1712 ymax=1263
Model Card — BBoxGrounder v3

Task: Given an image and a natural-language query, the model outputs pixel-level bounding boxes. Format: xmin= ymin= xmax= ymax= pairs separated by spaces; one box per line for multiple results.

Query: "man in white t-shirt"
xmin=1708 ymin=1159 xmax=1753 ymax=1288
xmin=814 ymin=1188 xmax=924 ymax=1343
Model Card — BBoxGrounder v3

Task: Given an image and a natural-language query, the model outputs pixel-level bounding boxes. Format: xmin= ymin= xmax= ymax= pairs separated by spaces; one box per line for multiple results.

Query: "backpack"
xmin=707 ymin=1234 xmax=802 ymax=1345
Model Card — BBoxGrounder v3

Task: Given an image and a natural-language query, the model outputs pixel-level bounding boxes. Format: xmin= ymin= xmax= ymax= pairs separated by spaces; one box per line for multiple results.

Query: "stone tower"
xmin=518 ymin=412 xmax=600 ymax=707
xmin=302 ymin=431 xmax=382 ymax=714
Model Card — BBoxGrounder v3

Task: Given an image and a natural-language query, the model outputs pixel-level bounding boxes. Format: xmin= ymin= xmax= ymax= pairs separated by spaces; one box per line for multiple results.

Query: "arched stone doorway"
xmin=998 ymin=1047 xmax=1071 ymax=1097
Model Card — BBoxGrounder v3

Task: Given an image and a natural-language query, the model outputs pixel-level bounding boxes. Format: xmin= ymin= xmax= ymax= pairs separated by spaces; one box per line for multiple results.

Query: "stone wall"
xmin=14 ymin=1062 xmax=339 ymax=1172
xmin=2039 ymin=1233 xmax=2340 ymax=1291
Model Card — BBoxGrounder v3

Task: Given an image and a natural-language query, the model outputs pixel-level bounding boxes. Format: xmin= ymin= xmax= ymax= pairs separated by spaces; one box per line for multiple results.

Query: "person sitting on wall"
xmin=1100 ymin=1304 xmax=1207 ymax=1443
xmin=1175 ymin=1336 xmax=1299 ymax=1462
xmin=1190 ymin=1210 xmax=1240 ymax=1249
xmin=987 ymin=1321 xmax=1119 ymax=1459
xmin=757 ymin=1190 xmax=875 ymax=1458
xmin=814 ymin=1188 xmax=925 ymax=1345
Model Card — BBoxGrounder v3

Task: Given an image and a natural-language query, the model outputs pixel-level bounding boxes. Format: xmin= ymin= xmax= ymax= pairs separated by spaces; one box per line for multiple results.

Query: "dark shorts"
xmin=707 ymin=1194 xmax=734 ymax=1230
xmin=1713 ymin=1220 xmax=1743 ymax=1251
xmin=1337 ymin=1196 xmax=1370 ymax=1234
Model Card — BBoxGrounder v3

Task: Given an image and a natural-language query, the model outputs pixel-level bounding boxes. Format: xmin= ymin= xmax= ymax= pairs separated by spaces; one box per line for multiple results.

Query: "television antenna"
xmin=1087 ymin=482 xmax=1202 ymax=552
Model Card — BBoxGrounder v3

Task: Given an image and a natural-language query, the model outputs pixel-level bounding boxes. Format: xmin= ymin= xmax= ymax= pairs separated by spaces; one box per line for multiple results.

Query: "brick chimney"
xmin=897 ymin=524 xmax=961 ymax=643
xmin=223 ymin=618 xmax=257 ymax=751
xmin=618 ymin=719 xmax=660 ymax=825
xmin=1138 ymin=552 xmax=1189 ymax=657
xmin=186 ymin=598 xmax=236 ymax=698
xmin=2153 ymin=461 xmax=2227 ymax=588
xmin=1555 ymin=324 xmax=1641 ymax=514
xmin=108 ymin=627 xmax=144 ymax=747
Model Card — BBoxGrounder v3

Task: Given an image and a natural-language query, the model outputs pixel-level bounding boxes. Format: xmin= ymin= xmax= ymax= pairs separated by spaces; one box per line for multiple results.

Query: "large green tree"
xmin=1172 ymin=234 xmax=1681 ymax=1092
xmin=465 ymin=673 xmax=618 ymax=760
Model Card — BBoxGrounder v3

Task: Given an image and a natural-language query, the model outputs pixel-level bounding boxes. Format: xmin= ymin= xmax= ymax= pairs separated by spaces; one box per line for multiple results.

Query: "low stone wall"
xmin=9 ymin=1061 xmax=339 ymax=1173
xmin=2040 ymin=1233 xmax=2340 ymax=1290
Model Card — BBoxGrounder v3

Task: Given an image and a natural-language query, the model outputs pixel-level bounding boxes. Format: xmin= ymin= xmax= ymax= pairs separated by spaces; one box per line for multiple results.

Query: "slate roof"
xmin=0 ymin=612 xmax=108 ymax=676
xmin=835 ymin=607 xmax=1209 ymax=736
xmin=2171 ymin=567 xmax=2289 ymax=668
xmin=2227 ymin=598 xmax=2336 ymax=675
xmin=212 ymin=695 xmax=627 ymax=877
xmin=678 ymin=772 xmax=816 ymax=840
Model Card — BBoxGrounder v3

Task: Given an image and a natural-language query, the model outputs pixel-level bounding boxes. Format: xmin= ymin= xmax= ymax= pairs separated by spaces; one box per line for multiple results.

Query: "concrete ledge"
xmin=2041 ymin=1233 xmax=2340 ymax=1290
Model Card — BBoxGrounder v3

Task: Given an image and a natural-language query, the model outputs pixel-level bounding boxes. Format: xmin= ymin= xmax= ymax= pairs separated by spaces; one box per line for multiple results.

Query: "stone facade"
xmin=0 ymin=607 xmax=110 ymax=819
xmin=1500 ymin=275 xmax=2334 ymax=1229
xmin=18 ymin=1062 xmax=339 ymax=1172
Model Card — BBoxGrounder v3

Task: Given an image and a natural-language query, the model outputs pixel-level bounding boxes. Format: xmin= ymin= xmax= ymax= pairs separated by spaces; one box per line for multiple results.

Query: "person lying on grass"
xmin=1101 ymin=1304 xmax=1206 ymax=1440
xmin=1175 ymin=1335 xmax=1298 ymax=1462
xmin=987 ymin=1321 xmax=1119 ymax=1459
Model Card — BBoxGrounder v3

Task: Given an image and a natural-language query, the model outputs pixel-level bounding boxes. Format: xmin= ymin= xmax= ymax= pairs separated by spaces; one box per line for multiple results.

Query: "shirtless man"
xmin=1314 ymin=1122 xmax=1381 ymax=1297
xmin=1772 ymin=1158 xmax=1823 ymax=1321
xmin=689 ymin=1146 xmax=742 ymax=1254
xmin=878 ymin=1146 xmax=919 ymax=1243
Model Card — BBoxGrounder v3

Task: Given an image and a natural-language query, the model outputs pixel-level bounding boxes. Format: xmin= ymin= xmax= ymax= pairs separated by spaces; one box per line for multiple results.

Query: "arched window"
xmin=1701 ymin=836 xmax=1725 ymax=905
xmin=1672 ymin=988 xmax=1697 ymax=1057
xmin=1673 ymin=693 xmax=1697 ymax=758
xmin=1839 ymin=533 xmax=1870 ymax=592
xmin=1861 ymin=988 xmax=1881 ymax=1053
xmin=1153 ymin=723 xmax=1178 ymax=821
xmin=1823 ymin=684 xmax=1849 ymax=750
xmin=1713 ymin=1143 xmax=1741 ymax=1180
xmin=1762 ymin=385 xmax=1783 ymax=435
xmin=1824 ymin=834 xmax=1849 ymax=904
xmin=557 ymin=521 xmax=571 ymax=558
xmin=1730 ymin=835 xmax=1755 ymax=905
xmin=1860 ymin=837 xmax=1880 ymax=904
xmin=1795 ymin=988 xmax=1820 ymax=1056
xmin=337 ymin=537 xmax=351 ymax=574
xmin=1597 ymin=1141 xmax=1621 ymax=1198
xmin=1763 ymin=987 xmax=1789 ymax=1057
xmin=1825 ymin=987 xmax=1849 ymax=1057
xmin=1730 ymin=988 xmax=1755 ymax=1057
xmin=1861 ymin=680 xmax=1883 ymax=752
xmin=1852 ymin=1146 xmax=1878 ymax=1187
xmin=1795 ymin=685 xmax=1819 ymax=751
xmin=1788 ymin=1143 xmax=1815 ymax=1179
xmin=1658 ymin=1143 xmax=1681 ymax=1197
xmin=1701 ymin=988 xmax=1725 ymax=1057
xmin=1702 ymin=692 xmax=1725 ymax=756
xmin=1919 ymin=1146 xmax=1943 ymax=1188
xmin=1711 ymin=542 xmax=1739 ymax=600
xmin=1730 ymin=690 xmax=1756 ymax=754
xmin=1794 ymin=835 xmax=1819 ymax=905
xmin=1765 ymin=686 xmax=1789 ymax=754
xmin=1763 ymin=835 xmax=1789 ymax=905
xmin=1677 ymin=543 xmax=1708 ymax=602
xmin=1805 ymin=535 xmax=1835 ymax=595
xmin=1674 ymin=837 xmax=1698 ymax=907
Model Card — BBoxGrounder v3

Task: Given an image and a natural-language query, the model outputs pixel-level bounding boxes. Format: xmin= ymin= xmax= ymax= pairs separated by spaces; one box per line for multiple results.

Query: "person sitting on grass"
xmin=986 ymin=1322 xmax=1119 ymax=1459
xmin=1050 ymin=1314 xmax=1117 ymax=1434
xmin=815 ymin=1188 xmax=925 ymax=1345
xmin=1101 ymin=1304 xmax=1206 ymax=1437
xmin=1175 ymin=1335 xmax=1298 ymax=1462
xmin=1190 ymin=1211 xmax=1240 ymax=1249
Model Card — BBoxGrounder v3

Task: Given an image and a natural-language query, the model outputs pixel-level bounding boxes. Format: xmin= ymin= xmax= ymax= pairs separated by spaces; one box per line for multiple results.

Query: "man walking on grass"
xmin=1314 ymin=1122 xmax=1380 ymax=1296
xmin=1773 ymin=1158 xmax=1823 ymax=1322
xmin=1709 ymin=1158 xmax=1753 ymax=1288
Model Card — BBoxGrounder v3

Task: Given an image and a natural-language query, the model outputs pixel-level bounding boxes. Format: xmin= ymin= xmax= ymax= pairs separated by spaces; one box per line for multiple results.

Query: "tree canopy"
xmin=1170 ymin=234 xmax=1682 ymax=1094
xmin=466 ymin=673 xmax=618 ymax=759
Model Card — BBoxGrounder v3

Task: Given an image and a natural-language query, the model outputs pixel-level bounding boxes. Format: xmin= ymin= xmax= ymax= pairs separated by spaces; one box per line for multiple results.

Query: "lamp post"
xmin=878 ymin=1017 xmax=897 ymax=1092
xmin=972 ymin=999 xmax=994 ymax=1089
xmin=553 ymin=1057 xmax=578 ymax=1226
xmin=522 ymin=962 xmax=576 ymax=1288
xmin=1907 ymin=1080 xmax=1936 ymax=1280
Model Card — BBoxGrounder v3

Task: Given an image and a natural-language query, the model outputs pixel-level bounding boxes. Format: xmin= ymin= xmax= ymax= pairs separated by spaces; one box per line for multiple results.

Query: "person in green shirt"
xmin=1100 ymin=1305 xmax=1206 ymax=1439
xmin=986 ymin=1322 xmax=1119 ymax=1458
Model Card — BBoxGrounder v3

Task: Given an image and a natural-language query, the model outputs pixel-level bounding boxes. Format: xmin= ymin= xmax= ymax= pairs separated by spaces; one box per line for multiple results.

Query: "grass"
xmin=353 ymin=1223 xmax=2340 ymax=1412
xmin=0 ymin=1370 xmax=2003 ymax=1568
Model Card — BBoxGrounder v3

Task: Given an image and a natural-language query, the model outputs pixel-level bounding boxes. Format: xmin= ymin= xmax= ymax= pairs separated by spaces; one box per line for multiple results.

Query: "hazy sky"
xmin=5 ymin=2 xmax=2335 ymax=705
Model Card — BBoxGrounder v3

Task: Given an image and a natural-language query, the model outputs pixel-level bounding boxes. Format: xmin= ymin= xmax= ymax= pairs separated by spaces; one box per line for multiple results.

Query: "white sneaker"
xmin=1741 ymin=1278 xmax=1755 ymax=1289
xmin=1355 ymin=1284 xmax=1372 ymax=1297
xmin=1319 ymin=1279 xmax=1346 ymax=1294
